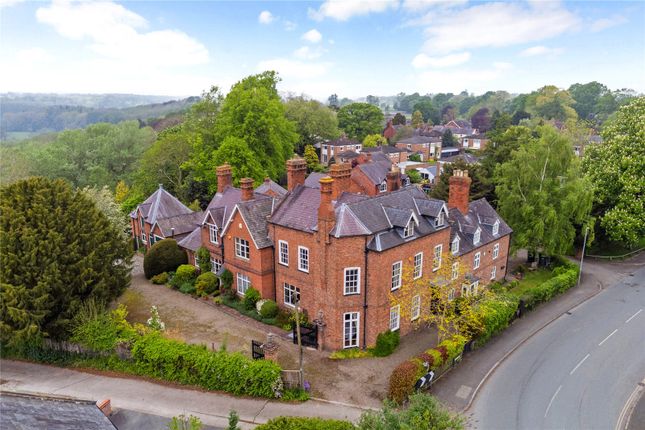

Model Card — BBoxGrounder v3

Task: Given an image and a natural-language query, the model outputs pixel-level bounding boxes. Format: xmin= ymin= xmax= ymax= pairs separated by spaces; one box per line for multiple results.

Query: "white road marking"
xmin=625 ymin=309 xmax=642 ymax=324
xmin=599 ymin=329 xmax=619 ymax=346
xmin=570 ymin=353 xmax=590 ymax=375
xmin=545 ymin=385 xmax=563 ymax=417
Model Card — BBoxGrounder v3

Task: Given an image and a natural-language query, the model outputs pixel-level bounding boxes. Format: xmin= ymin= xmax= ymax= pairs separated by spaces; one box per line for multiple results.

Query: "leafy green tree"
xmin=211 ymin=137 xmax=267 ymax=191
xmin=393 ymin=125 xmax=415 ymax=143
xmin=363 ymin=134 xmax=387 ymax=148
xmin=582 ymin=97 xmax=645 ymax=245
xmin=188 ymin=72 xmax=297 ymax=187
xmin=568 ymin=81 xmax=610 ymax=121
xmin=114 ymin=180 xmax=129 ymax=204
xmin=407 ymin=169 xmax=422 ymax=183
xmin=442 ymin=130 xmax=456 ymax=147
xmin=182 ymin=86 xmax=223 ymax=150
xmin=284 ymin=97 xmax=340 ymax=154
xmin=413 ymin=100 xmax=440 ymax=124
xmin=328 ymin=93 xmax=339 ymax=109
xmin=303 ymin=145 xmax=322 ymax=172
xmin=471 ymin=107 xmax=492 ymax=132
xmin=227 ymin=410 xmax=241 ymax=430
xmin=366 ymin=95 xmax=380 ymax=106
xmin=495 ymin=126 xmax=593 ymax=256
xmin=80 ymin=186 xmax=129 ymax=238
xmin=196 ymin=246 xmax=212 ymax=273
xmin=525 ymin=85 xmax=578 ymax=122
xmin=135 ymin=125 xmax=194 ymax=201
xmin=337 ymin=102 xmax=384 ymax=142
xmin=392 ymin=112 xmax=406 ymax=126
xmin=0 ymin=178 xmax=132 ymax=346
xmin=411 ymin=110 xmax=424 ymax=128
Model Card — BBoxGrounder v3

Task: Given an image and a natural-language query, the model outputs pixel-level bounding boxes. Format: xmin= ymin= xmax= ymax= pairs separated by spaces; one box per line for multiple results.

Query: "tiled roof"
xmin=270 ymin=185 xmax=321 ymax=233
xmin=397 ymin=136 xmax=440 ymax=145
xmin=236 ymin=198 xmax=275 ymax=249
xmin=155 ymin=211 xmax=204 ymax=237
xmin=464 ymin=134 xmax=487 ymax=139
xmin=255 ymin=178 xmax=287 ymax=197
xmin=304 ymin=172 xmax=326 ymax=189
xmin=337 ymin=150 xmax=361 ymax=159
xmin=356 ymin=160 xmax=391 ymax=185
xmin=136 ymin=185 xmax=192 ymax=225
xmin=448 ymin=198 xmax=512 ymax=256
xmin=363 ymin=145 xmax=409 ymax=154
xmin=204 ymin=185 xmax=269 ymax=228
xmin=177 ymin=227 xmax=202 ymax=252
xmin=441 ymin=153 xmax=481 ymax=164
xmin=324 ymin=137 xmax=362 ymax=147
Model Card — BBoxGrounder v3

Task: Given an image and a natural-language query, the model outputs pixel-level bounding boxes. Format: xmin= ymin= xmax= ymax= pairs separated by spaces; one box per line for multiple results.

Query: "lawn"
xmin=506 ymin=268 xmax=556 ymax=297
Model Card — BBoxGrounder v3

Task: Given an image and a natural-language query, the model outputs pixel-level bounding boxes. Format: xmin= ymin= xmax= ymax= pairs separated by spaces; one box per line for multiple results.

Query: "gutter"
xmin=363 ymin=237 xmax=369 ymax=349
xmin=504 ymin=232 xmax=512 ymax=279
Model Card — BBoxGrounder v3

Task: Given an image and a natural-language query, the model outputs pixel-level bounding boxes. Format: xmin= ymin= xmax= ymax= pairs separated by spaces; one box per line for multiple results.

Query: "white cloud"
xmin=402 ymin=0 xmax=466 ymax=12
xmin=590 ymin=15 xmax=627 ymax=32
xmin=293 ymin=46 xmax=325 ymax=60
xmin=0 ymin=0 xmax=25 ymax=8
xmin=411 ymin=52 xmax=471 ymax=68
xmin=302 ymin=29 xmax=323 ymax=43
xmin=284 ymin=20 xmax=297 ymax=31
xmin=419 ymin=2 xmax=580 ymax=54
xmin=258 ymin=10 xmax=274 ymax=24
xmin=257 ymin=58 xmax=331 ymax=79
xmin=16 ymin=47 xmax=53 ymax=63
xmin=309 ymin=0 xmax=398 ymax=21
xmin=417 ymin=62 xmax=513 ymax=93
xmin=519 ymin=45 xmax=563 ymax=57
xmin=36 ymin=0 xmax=209 ymax=68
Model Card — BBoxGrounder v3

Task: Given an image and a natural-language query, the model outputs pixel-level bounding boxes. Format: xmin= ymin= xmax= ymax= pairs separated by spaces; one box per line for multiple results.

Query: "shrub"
xmin=474 ymin=294 xmax=519 ymax=345
xmin=280 ymin=388 xmax=311 ymax=402
xmin=195 ymin=272 xmax=218 ymax=296
xmin=275 ymin=308 xmax=291 ymax=327
xmin=179 ymin=282 xmax=196 ymax=295
xmin=196 ymin=246 xmax=212 ymax=273
xmin=255 ymin=417 xmax=355 ymax=430
xmin=438 ymin=335 xmax=467 ymax=363
xmin=288 ymin=308 xmax=309 ymax=328
xmin=143 ymin=239 xmax=187 ymax=279
xmin=220 ymin=269 xmax=234 ymax=297
xmin=151 ymin=272 xmax=169 ymax=285
xmin=388 ymin=359 xmax=425 ymax=404
xmin=243 ymin=287 xmax=261 ymax=310
xmin=329 ymin=348 xmax=372 ymax=360
xmin=373 ymin=330 xmax=400 ymax=357
xmin=174 ymin=264 xmax=197 ymax=284
xmin=130 ymin=332 xmax=283 ymax=398
xmin=260 ymin=300 xmax=279 ymax=319
xmin=436 ymin=345 xmax=449 ymax=362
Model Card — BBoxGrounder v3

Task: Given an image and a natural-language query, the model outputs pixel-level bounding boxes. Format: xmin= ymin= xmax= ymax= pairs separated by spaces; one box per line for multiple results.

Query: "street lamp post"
xmin=578 ymin=226 xmax=589 ymax=287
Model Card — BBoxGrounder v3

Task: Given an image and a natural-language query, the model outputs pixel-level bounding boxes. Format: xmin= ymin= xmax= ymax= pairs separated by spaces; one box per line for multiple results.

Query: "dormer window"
xmin=435 ymin=211 xmax=444 ymax=227
xmin=451 ymin=236 xmax=460 ymax=254
xmin=403 ymin=219 xmax=415 ymax=238
xmin=379 ymin=182 xmax=387 ymax=193
xmin=493 ymin=220 xmax=499 ymax=236
xmin=473 ymin=228 xmax=481 ymax=245
xmin=208 ymin=224 xmax=218 ymax=244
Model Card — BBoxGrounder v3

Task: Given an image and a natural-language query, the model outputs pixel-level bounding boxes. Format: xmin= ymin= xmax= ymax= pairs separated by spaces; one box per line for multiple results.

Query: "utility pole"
xmin=294 ymin=300 xmax=304 ymax=389
xmin=578 ymin=226 xmax=589 ymax=287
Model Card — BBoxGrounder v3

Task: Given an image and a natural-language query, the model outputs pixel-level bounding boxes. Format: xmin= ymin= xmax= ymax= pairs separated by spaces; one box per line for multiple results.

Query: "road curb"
xmin=462 ymin=277 xmax=604 ymax=412
xmin=615 ymin=378 xmax=645 ymax=430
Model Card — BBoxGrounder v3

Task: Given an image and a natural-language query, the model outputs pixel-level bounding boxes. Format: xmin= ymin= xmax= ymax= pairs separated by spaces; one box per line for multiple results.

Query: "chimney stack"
xmin=329 ymin=162 xmax=351 ymax=200
xmin=240 ymin=177 xmax=254 ymax=201
xmin=318 ymin=176 xmax=335 ymax=222
xmin=216 ymin=164 xmax=232 ymax=194
xmin=386 ymin=164 xmax=401 ymax=192
xmin=448 ymin=169 xmax=472 ymax=215
xmin=286 ymin=158 xmax=307 ymax=191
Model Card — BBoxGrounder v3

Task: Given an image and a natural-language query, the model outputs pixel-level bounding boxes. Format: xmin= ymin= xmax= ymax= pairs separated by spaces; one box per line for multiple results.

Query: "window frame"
xmin=433 ymin=244 xmax=442 ymax=271
xmin=379 ymin=182 xmax=387 ymax=193
xmin=493 ymin=243 xmax=500 ymax=260
xmin=283 ymin=283 xmax=301 ymax=307
xmin=141 ymin=232 xmax=147 ymax=243
xmin=208 ymin=223 xmax=218 ymax=244
xmin=413 ymin=252 xmax=423 ymax=279
xmin=343 ymin=267 xmax=361 ymax=295
xmin=210 ymin=257 xmax=222 ymax=274
xmin=391 ymin=261 xmax=402 ymax=291
xmin=492 ymin=220 xmax=499 ymax=236
xmin=411 ymin=295 xmax=421 ymax=321
xmin=473 ymin=228 xmax=481 ymax=245
xmin=435 ymin=211 xmax=444 ymax=227
xmin=474 ymin=252 xmax=481 ymax=269
xmin=298 ymin=246 xmax=309 ymax=273
xmin=403 ymin=219 xmax=415 ymax=238
xmin=451 ymin=236 xmax=460 ymax=254
xmin=278 ymin=240 xmax=289 ymax=266
xmin=448 ymin=288 xmax=455 ymax=300
xmin=491 ymin=266 xmax=497 ymax=280
xmin=234 ymin=237 xmax=250 ymax=260
xmin=389 ymin=305 xmax=401 ymax=331
xmin=236 ymin=272 xmax=250 ymax=295
xmin=343 ymin=312 xmax=360 ymax=349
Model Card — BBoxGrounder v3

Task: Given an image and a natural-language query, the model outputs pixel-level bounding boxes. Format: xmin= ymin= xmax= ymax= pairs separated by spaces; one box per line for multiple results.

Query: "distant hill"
xmin=0 ymin=93 xmax=198 ymax=140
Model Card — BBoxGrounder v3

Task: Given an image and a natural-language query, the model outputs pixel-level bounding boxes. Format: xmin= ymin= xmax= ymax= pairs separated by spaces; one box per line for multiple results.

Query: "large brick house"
xmin=132 ymin=160 xmax=511 ymax=351
xmin=395 ymin=135 xmax=441 ymax=161
xmin=321 ymin=137 xmax=362 ymax=165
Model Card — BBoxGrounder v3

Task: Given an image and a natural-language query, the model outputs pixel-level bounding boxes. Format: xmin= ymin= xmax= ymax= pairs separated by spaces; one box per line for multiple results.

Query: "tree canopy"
xmin=0 ymin=177 xmax=132 ymax=346
xmin=495 ymin=126 xmax=593 ymax=255
xmin=525 ymin=86 xmax=578 ymax=122
xmin=284 ymin=96 xmax=339 ymax=154
xmin=337 ymin=102 xmax=384 ymax=142
xmin=430 ymin=159 xmax=493 ymax=203
xmin=413 ymin=100 xmax=440 ymax=124
xmin=363 ymin=134 xmax=387 ymax=148
xmin=582 ymin=97 xmax=645 ymax=245
xmin=210 ymin=137 xmax=267 ymax=190
xmin=392 ymin=112 xmax=406 ymax=126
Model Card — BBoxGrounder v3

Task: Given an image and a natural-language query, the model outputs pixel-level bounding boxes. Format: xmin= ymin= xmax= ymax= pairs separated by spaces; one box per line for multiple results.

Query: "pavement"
xmin=469 ymin=264 xmax=645 ymax=429
xmin=431 ymin=253 xmax=645 ymax=413
xmin=0 ymin=360 xmax=368 ymax=429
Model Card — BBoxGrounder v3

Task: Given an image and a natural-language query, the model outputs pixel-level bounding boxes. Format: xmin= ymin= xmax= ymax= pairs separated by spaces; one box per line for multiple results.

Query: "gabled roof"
xmin=204 ymin=185 xmax=270 ymax=230
xmin=136 ymin=185 xmax=192 ymax=225
xmin=324 ymin=137 xmax=362 ymax=147
xmin=270 ymin=185 xmax=321 ymax=233
xmin=228 ymin=198 xmax=275 ymax=249
xmin=441 ymin=153 xmax=481 ymax=164
xmin=355 ymin=160 xmax=391 ymax=186
xmin=337 ymin=150 xmax=361 ymax=159
xmin=255 ymin=178 xmax=287 ymax=197
xmin=177 ymin=226 xmax=202 ymax=252
xmin=154 ymin=211 xmax=204 ymax=237
xmin=448 ymin=198 xmax=512 ymax=256
xmin=304 ymin=172 xmax=326 ymax=189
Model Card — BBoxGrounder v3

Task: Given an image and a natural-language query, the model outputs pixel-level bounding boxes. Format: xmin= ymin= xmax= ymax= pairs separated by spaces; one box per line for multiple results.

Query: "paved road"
xmin=470 ymin=266 xmax=645 ymax=430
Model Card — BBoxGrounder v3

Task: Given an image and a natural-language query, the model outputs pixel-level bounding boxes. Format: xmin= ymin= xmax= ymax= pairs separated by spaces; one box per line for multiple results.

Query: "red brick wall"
xmin=350 ymin=169 xmax=378 ymax=196
xmin=457 ymin=234 xmax=511 ymax=294
xmin=223 ymin=210 xmax=275 ymax=300
xmin=131 ymin=210 xmax=153 ymax=250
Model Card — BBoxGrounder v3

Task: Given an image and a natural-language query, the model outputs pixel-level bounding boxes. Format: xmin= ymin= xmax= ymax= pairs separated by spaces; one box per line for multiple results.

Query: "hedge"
xmin=373 ymin=330 xmax=400 ymax=357
xmin=519 ymin=258 xmax=579 ymax=311
xmin=131 ymin=332 xmax=283 ymax=398
xmin=255 ymin=417 xmax=355 ymax=430
xmin=143 ymin=239 xmax=187 ymax=279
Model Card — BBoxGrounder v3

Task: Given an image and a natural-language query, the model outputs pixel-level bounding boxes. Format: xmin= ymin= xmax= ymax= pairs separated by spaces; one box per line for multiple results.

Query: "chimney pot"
xmin=448 ymin=169 xmax=472 ymax=215
xmin=216 ymin=164 xmax=232 ymax=194
xmin=286 ymin=157 xmax=307 ymax=191
xmin=318 ymin=176 xmax=335 ymax=222
xmin=240 ymin=177 xmax=254 ymax=201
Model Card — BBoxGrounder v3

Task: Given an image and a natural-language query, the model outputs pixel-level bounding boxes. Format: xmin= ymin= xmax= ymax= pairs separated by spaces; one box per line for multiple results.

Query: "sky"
xmin=1 ymin=0 xmax=643 ymax=101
